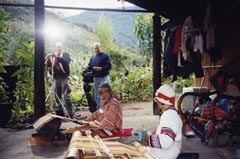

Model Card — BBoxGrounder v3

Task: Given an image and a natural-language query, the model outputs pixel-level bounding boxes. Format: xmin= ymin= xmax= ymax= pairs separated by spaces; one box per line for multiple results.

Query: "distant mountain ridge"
xmin=68 ymin=6 xmax=146 ymax=48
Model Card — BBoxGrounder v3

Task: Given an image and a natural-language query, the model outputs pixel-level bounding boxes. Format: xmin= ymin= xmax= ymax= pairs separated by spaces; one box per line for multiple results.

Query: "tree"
xmin=0 ymin=8 xmax=11 ymax=73
xmin=134 ymin=13 xmax=153 ymax=64
xmin=95 ymin=14 xmax=128 ymax=71
xmin=4 ymin=20 xmax=33 ymax=65
xmin=95 ymin=14 xmax=114 ymax=50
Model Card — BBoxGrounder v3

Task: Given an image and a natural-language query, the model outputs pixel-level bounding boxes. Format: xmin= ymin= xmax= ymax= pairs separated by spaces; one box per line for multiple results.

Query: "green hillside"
xmin=44 ymin=11 xmax=98 ymax=56
xmin=68 ymin=6 xmax=146 ymax=48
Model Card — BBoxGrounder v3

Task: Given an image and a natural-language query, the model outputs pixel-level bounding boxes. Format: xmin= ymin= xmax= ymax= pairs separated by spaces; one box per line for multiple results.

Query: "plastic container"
xmin=131 ymin=128 xmax=148 ymax=142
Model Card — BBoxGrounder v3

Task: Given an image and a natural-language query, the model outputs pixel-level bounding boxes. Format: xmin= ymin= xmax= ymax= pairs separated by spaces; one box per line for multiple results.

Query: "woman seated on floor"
xmin=143 ymin=84 xmax=183 ymax=159
xmin=79 ymin=83 xmax=122 ymax=137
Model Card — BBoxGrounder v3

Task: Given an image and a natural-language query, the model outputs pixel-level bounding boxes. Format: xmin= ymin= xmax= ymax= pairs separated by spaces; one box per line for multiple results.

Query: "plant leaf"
xmin=11 ymin=67 xmax=26 ymax=77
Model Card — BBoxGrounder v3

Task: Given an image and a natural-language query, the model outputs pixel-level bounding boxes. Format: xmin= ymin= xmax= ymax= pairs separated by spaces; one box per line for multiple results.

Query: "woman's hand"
xmin=89 ymin=120 xmax=100 ymax=128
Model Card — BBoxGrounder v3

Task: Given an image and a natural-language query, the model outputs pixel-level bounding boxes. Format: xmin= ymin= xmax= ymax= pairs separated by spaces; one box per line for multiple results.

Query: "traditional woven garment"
xmin=85 ymin=97 xmax=122 ymax=134
xmin=147 ymin=109 xmax=183 ymax=159
xmin=61 ymin=97 xmax=123 ymax=137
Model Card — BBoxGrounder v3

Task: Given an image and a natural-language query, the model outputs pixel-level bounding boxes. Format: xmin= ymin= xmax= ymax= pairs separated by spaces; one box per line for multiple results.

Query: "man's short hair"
xmin=94 ymin=42 xmax=101 ymax=48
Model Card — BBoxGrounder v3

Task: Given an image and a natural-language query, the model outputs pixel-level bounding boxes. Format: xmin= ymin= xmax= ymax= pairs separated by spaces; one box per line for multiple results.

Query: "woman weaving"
xmin=78 ymin=83 xmax=122 ymax=137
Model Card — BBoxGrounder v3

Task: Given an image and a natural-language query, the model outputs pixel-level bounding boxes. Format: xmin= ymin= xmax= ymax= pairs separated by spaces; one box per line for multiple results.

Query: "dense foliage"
xmin=0 ymin=8 xmax=10 ymax=104
xmin=0 ymin=8 xmax=10 ymax=73
xmin=134 ymin=14 xmax=153 ymax=62
xmin=11 ymin=41 xmax=35 ymax=123
xmin=111 ymin=66 xmax=153 ymax=101
xmin=163 ymin=75 xmax=194 ymax=93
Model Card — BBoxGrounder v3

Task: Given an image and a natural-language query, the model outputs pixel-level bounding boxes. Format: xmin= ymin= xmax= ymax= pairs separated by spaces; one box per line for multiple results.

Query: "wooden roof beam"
xmin=0 ymin=3 xmax=150 ymax=13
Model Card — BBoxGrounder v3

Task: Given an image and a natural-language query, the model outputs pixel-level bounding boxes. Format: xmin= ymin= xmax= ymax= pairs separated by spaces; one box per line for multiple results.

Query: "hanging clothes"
xmin=173 ymin=27 xmax=182 ymax=54
xmin=181 ymin=16 xmax=195 ymax=61
xmin=190 ymin=50 xmax=204 ymax=78
xmin=163 ymin=18 xmax=204 ymax=81
xmin=163 ymin=29 xmax=176 ymax=78
xmin=194 ymin=33 xmax=204 ymax=54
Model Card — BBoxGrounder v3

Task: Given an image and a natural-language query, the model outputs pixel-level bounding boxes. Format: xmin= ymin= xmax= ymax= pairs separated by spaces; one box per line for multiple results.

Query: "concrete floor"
xmin=0 ymin=101 xmax=239 ymax=159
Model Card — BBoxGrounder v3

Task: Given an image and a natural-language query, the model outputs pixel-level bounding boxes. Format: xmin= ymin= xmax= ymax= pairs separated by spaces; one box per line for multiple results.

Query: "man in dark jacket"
xmin=85 ymin=42 xmax=112 ymax=109
xmin=45 ymin=42 xmax=73 ymax=117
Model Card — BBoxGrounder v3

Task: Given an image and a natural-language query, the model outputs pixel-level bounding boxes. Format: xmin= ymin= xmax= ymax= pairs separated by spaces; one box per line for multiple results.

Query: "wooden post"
xmin=152 ymin=14 xmax=162 ymax=115
xmin=34 ymin=0 xmax=45 ymax=120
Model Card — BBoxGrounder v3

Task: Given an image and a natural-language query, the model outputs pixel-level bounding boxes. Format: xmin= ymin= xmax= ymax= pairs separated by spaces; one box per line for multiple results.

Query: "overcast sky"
xmin=45 ymin=0 xmax=135 ymax=17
